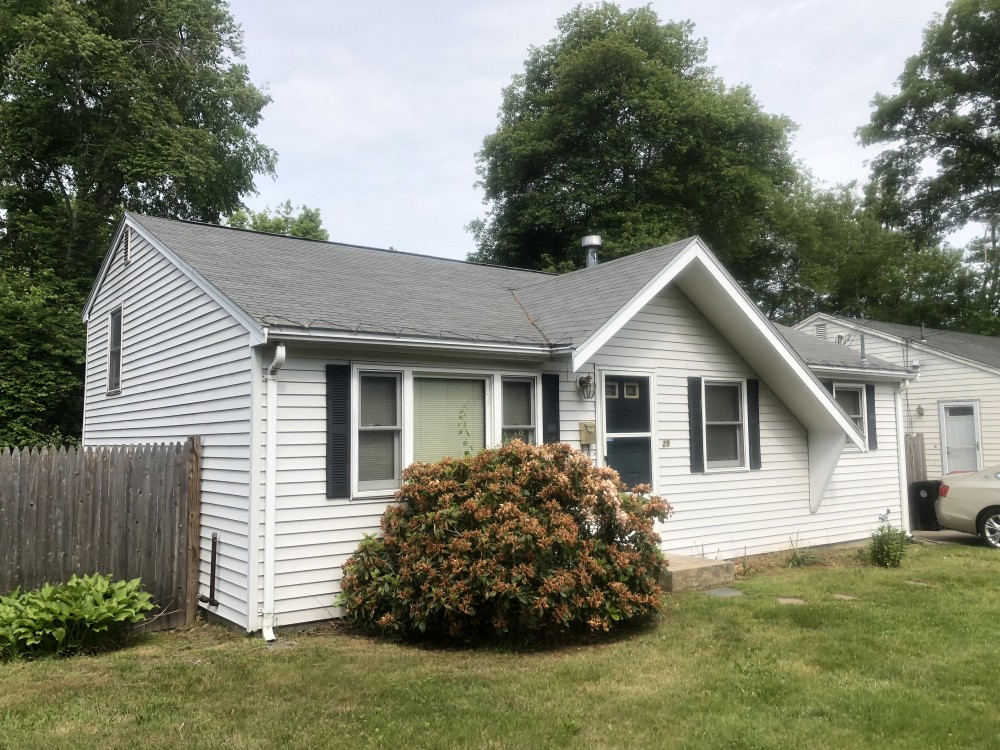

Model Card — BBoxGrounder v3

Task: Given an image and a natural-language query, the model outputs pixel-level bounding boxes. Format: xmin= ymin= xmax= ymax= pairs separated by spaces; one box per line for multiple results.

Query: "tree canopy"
xmin=0 ymin=0 xmax=276 ymax=446
xmin=227 ymin=201 xmax=329 ymax=240
xmin=469 ymin=3 xmax=797 ymax=285
xmin=860 ymin=0 xmax=1000 ymax=332
xmin=0 ymin=0 xmax=277 ymax=285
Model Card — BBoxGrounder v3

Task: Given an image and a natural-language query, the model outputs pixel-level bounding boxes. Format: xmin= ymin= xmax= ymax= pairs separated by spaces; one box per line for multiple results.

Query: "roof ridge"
xmin=129 ymin=212 xmax=555 ymax=278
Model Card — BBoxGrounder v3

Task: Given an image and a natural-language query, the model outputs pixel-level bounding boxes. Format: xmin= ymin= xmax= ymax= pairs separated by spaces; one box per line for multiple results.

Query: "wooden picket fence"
xmin=0 ymin=437 xmax=201 ymax=631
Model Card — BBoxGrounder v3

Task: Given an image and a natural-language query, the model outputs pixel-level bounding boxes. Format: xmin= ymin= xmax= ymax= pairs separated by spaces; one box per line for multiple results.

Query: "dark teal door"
xmin=603 ymin=375 xmax=652 ymax=489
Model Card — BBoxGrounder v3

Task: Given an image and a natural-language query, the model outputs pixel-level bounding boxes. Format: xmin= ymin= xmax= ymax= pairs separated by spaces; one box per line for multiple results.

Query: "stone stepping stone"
xmin=777 ymin=597 xmax=806 ymax=605
xmin=905 ymin=580 xmax=933 ymax=587
xmin=703 ymin=587 xmax=744 ymax=598
xmin=833 ymin=594 xmax=859 ymax=601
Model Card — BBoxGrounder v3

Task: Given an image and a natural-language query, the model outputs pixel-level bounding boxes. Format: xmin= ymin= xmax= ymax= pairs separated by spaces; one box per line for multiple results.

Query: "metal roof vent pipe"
xmin=582 ymin=235 xmax=602 ymax=268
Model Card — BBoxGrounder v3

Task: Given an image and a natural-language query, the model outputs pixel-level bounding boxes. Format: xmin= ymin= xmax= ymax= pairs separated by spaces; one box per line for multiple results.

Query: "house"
xmin=83 ymin=215 xmax=912 ymax=634
xmin=794 ymin=315 xmax=1000 ymax=479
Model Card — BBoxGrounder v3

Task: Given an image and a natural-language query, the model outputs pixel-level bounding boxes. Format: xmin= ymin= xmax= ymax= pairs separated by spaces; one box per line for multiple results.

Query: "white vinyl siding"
xmin=590 ymin=286 xmax=903 ymax=559
xmin=256 ymin=348 xmax=546 ymax=627
xmin=84 ymin=228 xmax=254 ymax=630
xmin=806 ymin=317 xmax=1000 ymax=478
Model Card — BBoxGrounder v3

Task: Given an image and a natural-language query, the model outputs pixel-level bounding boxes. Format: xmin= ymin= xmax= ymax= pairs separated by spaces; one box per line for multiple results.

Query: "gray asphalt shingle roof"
xmin=774 ymin=324 xmax=900 ymax=372
xmin=833 ymin=317 xmax=1000 ymax=370
xmin=129 ymin=214 xmax=903 ymax=373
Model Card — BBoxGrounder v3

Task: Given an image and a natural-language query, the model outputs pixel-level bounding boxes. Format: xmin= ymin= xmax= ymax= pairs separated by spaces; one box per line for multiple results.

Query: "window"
xmin=704 ymin=381 xmax=745 ymax=468
xmin=357 ymin=372 xmax=401 ymax=490
xmin=833 ymin=385 xmax=864 ymax=432
xmin=107 ymin=307 xmax=123 ymax=394
xmin=502 ymin=378 xmax=535 ymax=443
xmin=334 ymin=368 xmax=548 ymax=499
xmin=413 ymin=377 xmax=485 ymax=463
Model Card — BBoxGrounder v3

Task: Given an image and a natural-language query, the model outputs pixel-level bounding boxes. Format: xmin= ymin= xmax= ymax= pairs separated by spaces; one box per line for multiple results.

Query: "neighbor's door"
xmin=603 ymin=374 xmax=652 ymax=489
xmin=941 ymin=402 xmax=981 ymax=473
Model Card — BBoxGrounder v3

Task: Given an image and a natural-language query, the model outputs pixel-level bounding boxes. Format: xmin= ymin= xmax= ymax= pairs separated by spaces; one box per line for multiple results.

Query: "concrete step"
xmin=660 ymin=553 xmax=735 ymax=592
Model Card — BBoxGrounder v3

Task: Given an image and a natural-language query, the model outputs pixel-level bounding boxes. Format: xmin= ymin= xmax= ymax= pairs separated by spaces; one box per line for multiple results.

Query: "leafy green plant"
xmin=0 ymin=574 xmax=154 ymax=659
xmin=869 ymin=524 xmax=907 ymax=568
xmin=338 ymin=440 xmax=672 ymax=640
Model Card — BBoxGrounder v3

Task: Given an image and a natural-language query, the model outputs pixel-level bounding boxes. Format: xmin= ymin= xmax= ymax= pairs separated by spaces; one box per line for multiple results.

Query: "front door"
xmin=603 ymin=374 xmax=652 ymax=489
xmin=941 ymin=402 xmax=981 ymax=473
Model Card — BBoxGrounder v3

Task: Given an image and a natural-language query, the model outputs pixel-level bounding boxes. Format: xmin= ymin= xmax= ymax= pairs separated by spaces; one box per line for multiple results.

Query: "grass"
xmin=2 ymin=541 xmax=999 ymax=749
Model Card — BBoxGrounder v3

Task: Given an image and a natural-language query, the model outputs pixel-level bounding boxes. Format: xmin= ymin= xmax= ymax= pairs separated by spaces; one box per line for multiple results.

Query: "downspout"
xmin=262 ymin=343 xmax=286 ymax=641
xmin=895 ymin=380 xmax=912 ymax=536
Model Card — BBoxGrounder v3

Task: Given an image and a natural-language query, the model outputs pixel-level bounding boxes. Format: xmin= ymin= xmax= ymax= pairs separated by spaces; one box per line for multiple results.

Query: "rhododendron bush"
xmin=338 ymin=440 xmax=671 ymax=639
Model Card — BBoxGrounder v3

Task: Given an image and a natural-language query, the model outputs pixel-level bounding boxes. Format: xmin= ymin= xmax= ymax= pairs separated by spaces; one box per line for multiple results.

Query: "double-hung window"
xmin=704 ymin=380 xmax=745 ymax=469
xmin=501 ymin=378 xmax=535 ymax=443
xmin=357 ymin=372 xmax=402 ymax=491
xmin=833 ymin=384 xmax=864 ymax=432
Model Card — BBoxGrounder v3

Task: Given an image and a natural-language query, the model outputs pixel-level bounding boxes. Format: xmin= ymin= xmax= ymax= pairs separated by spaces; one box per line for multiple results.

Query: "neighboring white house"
xmin=795 ymin=314 xmax=1000 ymax=479
xmin=82 ymin=214 xmax=911 ymax=634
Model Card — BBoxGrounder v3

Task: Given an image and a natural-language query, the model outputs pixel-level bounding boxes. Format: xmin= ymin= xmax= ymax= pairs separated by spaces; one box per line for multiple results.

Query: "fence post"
xmin=184 ymin=437 xmax=203 ymax=627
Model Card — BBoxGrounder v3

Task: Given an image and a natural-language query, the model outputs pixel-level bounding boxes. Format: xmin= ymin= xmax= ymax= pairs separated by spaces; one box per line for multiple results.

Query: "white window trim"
xmin=832 ymin=382 xmax=867 ymax=450
xmin=106 ymin=303 xmax=125 ymax=396
xmin=597 ymin=368 xmax=658 ymax=495
xmin=350 ymin=363 xmax=541 ymax=500
xmin=703 ymin=378 xmax=749 ymax=472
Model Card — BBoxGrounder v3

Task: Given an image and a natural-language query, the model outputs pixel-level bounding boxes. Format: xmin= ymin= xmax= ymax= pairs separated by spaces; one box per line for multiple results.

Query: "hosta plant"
xmin=339 ymin=440 xmax=671 ymax=640
xmin=0 ymin=574 xmax=154 ymax=659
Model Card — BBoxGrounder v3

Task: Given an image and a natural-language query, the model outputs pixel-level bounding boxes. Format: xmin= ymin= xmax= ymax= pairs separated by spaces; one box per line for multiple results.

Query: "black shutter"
xmin=865 ymin=383 xmax=878 ymax=450
xmin=688 ymin=376 xmax=704 ymax=473
xmin=541 ymin=373 xmax=560 ymax=444
xmin=747 ymin=379 xmax=762 ymax=470
xmin=822 ymin=380 xmax=834 ymax=394
xmin=326 ymin=364 xmax=350 ymax=499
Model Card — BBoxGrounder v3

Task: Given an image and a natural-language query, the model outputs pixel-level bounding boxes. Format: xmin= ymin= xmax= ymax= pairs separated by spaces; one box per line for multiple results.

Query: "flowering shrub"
xmin=339 ymin=440 xmax=671 ymax=640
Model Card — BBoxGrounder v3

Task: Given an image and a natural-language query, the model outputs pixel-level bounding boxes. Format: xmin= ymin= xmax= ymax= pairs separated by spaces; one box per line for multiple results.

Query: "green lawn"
xmin=2 ymin=541 xmax=998 ymax=750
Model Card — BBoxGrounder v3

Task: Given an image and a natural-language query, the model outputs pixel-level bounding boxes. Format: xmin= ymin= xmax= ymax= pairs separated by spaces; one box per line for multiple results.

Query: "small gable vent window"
xmin=815 ymin=322 xmax=827 ymax=340
xmin=123 ymin=227 xmax=133 ymax=265
xmin=107 ymin=306 xmax=123 ymax=394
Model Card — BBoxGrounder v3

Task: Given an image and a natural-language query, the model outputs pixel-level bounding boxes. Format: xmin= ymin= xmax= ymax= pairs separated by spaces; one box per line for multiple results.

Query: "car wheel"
xmin=977 ymin=508 xmax=1000 ymax=549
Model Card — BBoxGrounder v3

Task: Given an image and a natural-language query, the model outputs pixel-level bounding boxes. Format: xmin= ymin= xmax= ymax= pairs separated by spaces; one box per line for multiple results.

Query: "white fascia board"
xmin=81 ymin=214 xmax=128 ymax=323
xmin=808 ymin=365 xmax=914 ymax=383
xmin=571 ymin=238 xmax=701 ymax=372
xmin=126 ymin=215 xmax=266 ymax=345
xmin=264 ymin=326 xmax=561 ymax=358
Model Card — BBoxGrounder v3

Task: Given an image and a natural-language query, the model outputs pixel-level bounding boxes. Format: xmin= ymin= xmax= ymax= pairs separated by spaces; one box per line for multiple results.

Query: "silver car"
xmin=936 ymin=466 xmax=1000 ymax=549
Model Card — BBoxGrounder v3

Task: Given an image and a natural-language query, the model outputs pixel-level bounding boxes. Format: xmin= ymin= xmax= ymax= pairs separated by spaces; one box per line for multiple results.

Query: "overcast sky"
xmin=228 ymin=0 xmax=952 ymax=260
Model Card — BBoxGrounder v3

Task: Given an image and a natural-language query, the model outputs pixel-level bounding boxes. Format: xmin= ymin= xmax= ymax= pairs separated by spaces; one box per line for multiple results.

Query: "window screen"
xmin=107 ymin=307 xmax=123 ymax=393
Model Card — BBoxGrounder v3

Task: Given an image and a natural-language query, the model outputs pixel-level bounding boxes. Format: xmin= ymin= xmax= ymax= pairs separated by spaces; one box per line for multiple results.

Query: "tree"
xmin=0 ymin=0 xmax=276 ymax=444
xmin=755 ymin=180 xmax=973 ymax=328
xmin=469 ymin=3 xmax=797 ymax=285
xmin=0 ymin=270 xmax=84 ymax=447
xmin=860 ymin=0 xmax=1000 ymax=329
xmin=0 ymin=0 xmax=277 ymax=285
xmin=227 ymin=200 xmax=329 ymax=240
